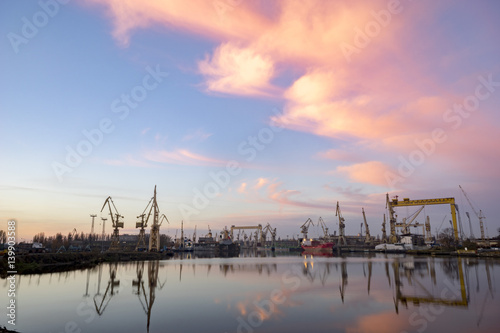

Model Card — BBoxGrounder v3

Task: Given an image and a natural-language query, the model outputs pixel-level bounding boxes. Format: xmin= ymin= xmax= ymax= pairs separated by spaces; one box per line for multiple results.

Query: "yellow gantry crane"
xmin=101 ymin=196 xmax=124 ymax=251
xmin=386 ymin=194 xmax=460 ymax=243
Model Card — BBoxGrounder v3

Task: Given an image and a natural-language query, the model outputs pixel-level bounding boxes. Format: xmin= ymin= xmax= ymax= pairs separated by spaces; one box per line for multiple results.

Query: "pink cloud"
xmin=316 ymin=149 xmax=364 ymax=163
xmin=336 ymin=161 xmax=394 ymax=187
xmin=238 ymin=182 xmax=247 ymax=194
xmin=266 ymin=181 xmax=331 ymax=210
xmin=198 ymin=43 xmax=277 ymax=96
xmin=253 ymin=177 xmax=269 ymax=189
xmin=83 ymin=0 xmax=269 ymax=47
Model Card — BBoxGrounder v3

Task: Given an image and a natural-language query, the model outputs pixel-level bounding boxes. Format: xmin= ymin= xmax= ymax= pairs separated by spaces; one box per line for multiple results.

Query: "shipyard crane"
xmin=148 ymin=186 xmax=161 ymax=252
xmin=396 ymin=206 xmax=425 ymax=234
xmin=362 ymin=208 xmax=371 ymax=244
xmin=381 ymin=214 xmax=387 ymax=243
xmin=336 ymin=202 xmax=347 ymax=246
xmin=459 ymin=185 xmax=487 ymax=244
xmin=318 ymin=217 xmax=331 ymax=241
xmin=135 ymin=213 xmax=149 ymax=251
xmin=262 ymin=223 xmax=276 ymax=246
xmin=465 ymin=212 xmax=475 ymax=241
xmin=424 ymin=216 xmax=433 ymax=244
xmin=386 ymin=194 xmax=398 ymax=243
xmin=101 ymin=196 xmax=124 ymax=251
xmin=136 ymin=193 xmax=156 ymax=251
xmin=300 ymin=218 xmax=314 ymax=241
xmin=386 ymin=194 xmax=460 ymax=242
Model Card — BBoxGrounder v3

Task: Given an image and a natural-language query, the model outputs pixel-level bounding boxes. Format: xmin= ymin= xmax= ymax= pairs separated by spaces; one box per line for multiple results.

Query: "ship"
xmin=301 ymin=238 xmax=335 ymax=253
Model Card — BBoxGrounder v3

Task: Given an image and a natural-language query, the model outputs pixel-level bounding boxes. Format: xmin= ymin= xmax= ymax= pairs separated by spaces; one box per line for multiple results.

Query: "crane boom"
xmin=459 ymin=185 xmax=486 ymax=243
xmin=300 ymin=218 xmax=314 ymax=240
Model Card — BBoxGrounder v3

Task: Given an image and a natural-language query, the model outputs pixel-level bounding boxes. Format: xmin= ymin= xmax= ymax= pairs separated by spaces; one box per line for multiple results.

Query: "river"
xmin=1 ymin=253 xmax=499 ymax=333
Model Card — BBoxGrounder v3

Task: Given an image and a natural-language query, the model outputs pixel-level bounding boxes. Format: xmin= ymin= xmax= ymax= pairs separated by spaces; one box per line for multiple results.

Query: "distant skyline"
xmin=1 ymin=0 xmax=499 ymax=241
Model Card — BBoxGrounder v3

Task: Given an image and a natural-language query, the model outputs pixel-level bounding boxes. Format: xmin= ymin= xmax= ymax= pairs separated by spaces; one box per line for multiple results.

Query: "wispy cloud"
xmin=103 ymin=154 xmax=156 ymax=168
xmin=182 ymin=128 xmax=213 ymax=142
xmin=237 ymin=178 xmax=331 ymax=210
xmin=144 ymin=148 xmax=226 ymax=166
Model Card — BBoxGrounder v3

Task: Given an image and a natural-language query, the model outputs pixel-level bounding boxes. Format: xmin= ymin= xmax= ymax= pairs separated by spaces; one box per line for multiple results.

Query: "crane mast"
xmin=465 ymin=212 xmax=475 ymax=241
xmin=425 ymin=216 xmax=432 ymax=243
xmin=149 ymin=186 xmax=161 ymax=252
xmin=459 ymin=185 xmax=487 ymax=244
xmin=381 ymin=214 xmax=387 ymax=243
xmin=362 ymin=208 xmax=371 ymax=244
xmin=336 ymin=201 xmax=347 ymax=246
xmin=318 ymin=217 xmax=331 ymax=242
xmin=386 ymin=194 xmax=398 ymax=243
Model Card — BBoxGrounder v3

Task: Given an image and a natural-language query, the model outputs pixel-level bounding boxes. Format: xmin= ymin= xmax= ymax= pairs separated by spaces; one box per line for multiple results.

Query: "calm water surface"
xmin=2 ymin=253 xmax=500 ymax=333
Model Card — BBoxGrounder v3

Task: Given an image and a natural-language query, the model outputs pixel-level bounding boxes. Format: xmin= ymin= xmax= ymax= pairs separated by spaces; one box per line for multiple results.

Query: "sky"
xmin=1 ymin=0 xmax=499 ymax=242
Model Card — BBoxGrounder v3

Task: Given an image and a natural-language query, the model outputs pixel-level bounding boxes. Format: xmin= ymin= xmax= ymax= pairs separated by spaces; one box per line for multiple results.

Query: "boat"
xmin=218 ymin=227 xmax=240 ymax=256
xmin=301 ymin=238 xmax=335 ymax=253
xmin=193 ymin=226 xmax=218 ymax=252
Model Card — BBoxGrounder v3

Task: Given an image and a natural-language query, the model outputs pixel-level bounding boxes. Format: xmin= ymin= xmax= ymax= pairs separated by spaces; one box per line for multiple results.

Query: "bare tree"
xmin=438 ymin=227 xmax=455 ymax=248
xmin=0 ymin=230 xmax=6 ymax=244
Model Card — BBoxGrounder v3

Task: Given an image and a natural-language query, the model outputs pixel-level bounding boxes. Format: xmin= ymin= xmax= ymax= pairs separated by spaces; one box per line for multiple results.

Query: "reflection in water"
xmin=392 ymin=257 xmax=468 ymax=314
xmin=132 ymin=261 xmax=163 ymax=332
xmin=93 ymin=263 xmax=120 ymax=315
xmin=340 ymin=260 xmax=347 ymax=303
xmin=3 ymin=255 xmax=499 ymax=333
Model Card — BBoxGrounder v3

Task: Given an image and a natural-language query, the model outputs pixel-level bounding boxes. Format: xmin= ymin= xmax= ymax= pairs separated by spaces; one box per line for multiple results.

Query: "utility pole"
xmin=90 ymin=214 xmax=97 ymax=248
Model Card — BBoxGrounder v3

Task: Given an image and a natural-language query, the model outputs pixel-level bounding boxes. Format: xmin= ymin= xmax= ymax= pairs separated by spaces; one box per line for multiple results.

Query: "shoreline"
xmin=0 ymin=251 xmax=172 ymax=277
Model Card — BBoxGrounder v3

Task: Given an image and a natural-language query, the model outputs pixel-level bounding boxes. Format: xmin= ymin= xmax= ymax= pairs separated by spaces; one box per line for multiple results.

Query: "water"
xmin=2 ymin=253 xmax=500 ymax=333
